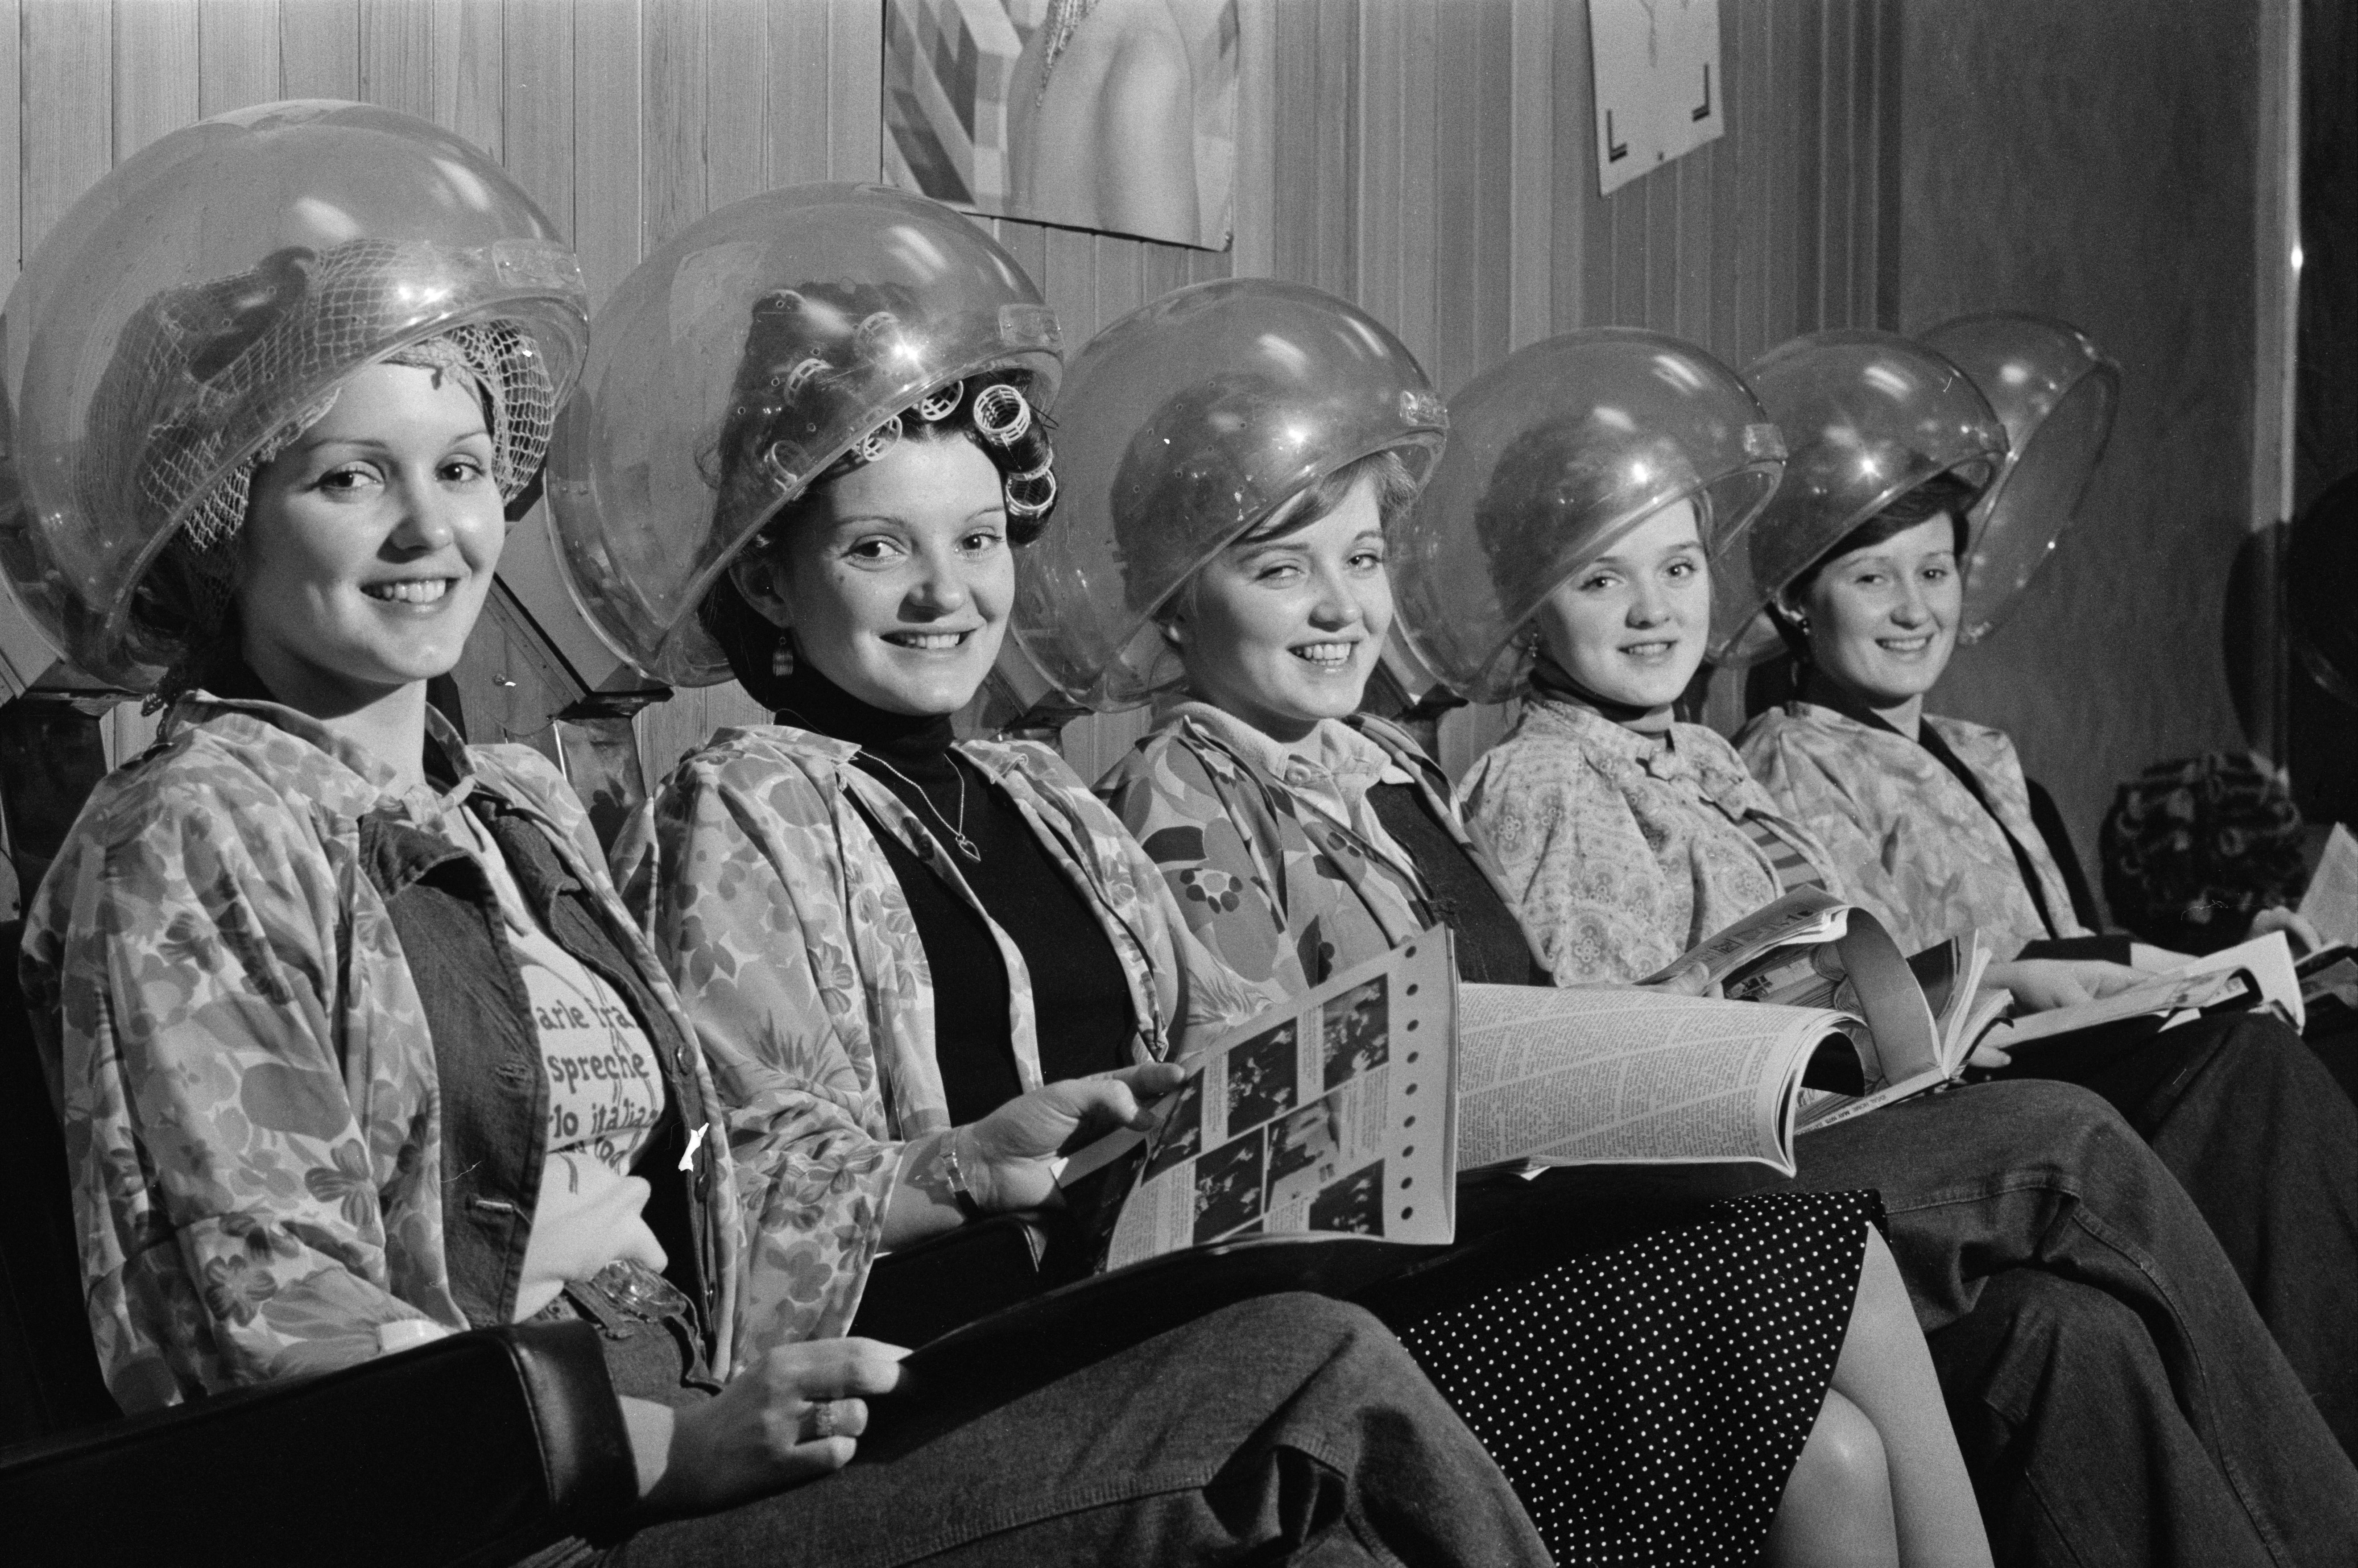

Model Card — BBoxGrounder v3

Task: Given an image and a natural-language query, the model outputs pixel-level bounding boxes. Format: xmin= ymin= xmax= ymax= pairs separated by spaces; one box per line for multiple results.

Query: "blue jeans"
xmin=1796 ymin=1078 xmax=2358 ymax=1567
xmin=587 ymin=1294 xmax=1549 ymax=1568
xmin=2010 ymin=1011 xmax=2358 ymax=1452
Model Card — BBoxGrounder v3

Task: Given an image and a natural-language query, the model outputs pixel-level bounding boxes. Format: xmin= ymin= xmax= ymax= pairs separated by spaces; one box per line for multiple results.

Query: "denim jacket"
xmin=22 ymin=695 xmax=741 ymax=1411
xmin=361 ymin=796 xmax=715 ymax=1334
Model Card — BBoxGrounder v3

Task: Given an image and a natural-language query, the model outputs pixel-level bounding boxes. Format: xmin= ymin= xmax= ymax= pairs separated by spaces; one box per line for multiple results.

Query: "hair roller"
xmin=1005 ymin=466 xmax=1057 ymax=520
xmin=782 ymin=356 xmax=831 ymax=401
xmin=916 ymin=382 xmax=964 ymax=422
xmin=853 ymin=310 xmax=903 ymax=356
xmin=853 ymin=412 xmax=903 ymax=465
xmin=760 ymin=439 xmax=799 ymax=489
xmin=971 ymin=381 xmax=1032 ymax=447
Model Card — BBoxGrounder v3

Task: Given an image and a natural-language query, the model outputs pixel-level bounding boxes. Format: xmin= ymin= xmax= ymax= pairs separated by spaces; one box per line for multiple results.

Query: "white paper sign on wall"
xmin=1589 ymin=0 xmax=1725 ymax=197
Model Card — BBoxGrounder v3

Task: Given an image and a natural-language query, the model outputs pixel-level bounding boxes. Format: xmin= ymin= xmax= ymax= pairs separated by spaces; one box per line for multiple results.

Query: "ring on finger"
xmin=810 ymin=1398 xmax=837 ymax=1440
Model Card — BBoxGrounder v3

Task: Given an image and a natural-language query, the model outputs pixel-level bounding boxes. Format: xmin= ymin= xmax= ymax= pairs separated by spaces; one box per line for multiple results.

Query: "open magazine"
xmin=1636 ymin=889 xmax=2005 ymax=1131
xmin=1983 ymin=930 xmax=2303 ymax=1047
xmin=1657 ymin=893 xmax=2304 ymax=1120
xmin=1062 ymin=926 xmax=1875 ymax=1272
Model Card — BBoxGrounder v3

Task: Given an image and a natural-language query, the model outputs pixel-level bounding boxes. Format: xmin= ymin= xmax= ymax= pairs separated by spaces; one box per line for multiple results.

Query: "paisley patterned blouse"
xmin=1460 ymin=697 xmax=1840 ymax=986
xmin=620 ymin=723 xmax=1273 ymax=1353
xmin=1737 ymin=702 xmax=2091 ymax=958
xmin=22 ymin=697 xmax=742 ymax=1411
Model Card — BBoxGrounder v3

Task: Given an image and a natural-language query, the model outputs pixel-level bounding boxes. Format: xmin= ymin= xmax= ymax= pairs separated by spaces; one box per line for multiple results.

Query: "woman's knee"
xmin=1770 ymin=1392 xmax=1899 ymax=1565
xmin=1160 ymin=1294 xmax=1426 ymax=1406
xmin=1191 ymin=1292 xmax=1392 ymax=1360
xmin=1787 ymin=1391 xmax=1894 ymax=1510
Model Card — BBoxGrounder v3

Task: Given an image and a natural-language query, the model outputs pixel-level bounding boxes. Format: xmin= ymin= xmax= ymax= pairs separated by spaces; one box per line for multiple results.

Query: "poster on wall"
xmin=884 ymin=0 xmax=1238 ymax=250
xmin=1589 ymin=0 xmax=1725 ymax=196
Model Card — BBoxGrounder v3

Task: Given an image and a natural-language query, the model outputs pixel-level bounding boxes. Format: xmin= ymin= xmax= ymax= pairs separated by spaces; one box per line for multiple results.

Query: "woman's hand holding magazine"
xmin=1983 ymin=958 xmax=2148 ymax=1017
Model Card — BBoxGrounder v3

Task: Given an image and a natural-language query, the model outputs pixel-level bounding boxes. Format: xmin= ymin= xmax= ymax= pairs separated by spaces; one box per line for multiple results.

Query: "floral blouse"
xmin=1459 ymin=697 xmax=1839 ymax=986
xmin=1098 ymin=703 xmax=1537 ymax=993
xmin=620 ymin=723 xmax=1273 ymax=1353
xmin=1737 ymin=702 xmax=2090 ymax=958
xmin=22 ymin=697 xmax=741 ymax=1411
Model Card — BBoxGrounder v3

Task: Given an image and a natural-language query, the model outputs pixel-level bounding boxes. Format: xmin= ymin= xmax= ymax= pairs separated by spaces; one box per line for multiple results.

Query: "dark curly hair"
xmin=695 ymin=282 xmax=1056 ymax=708
xmin=1768 ymin=470 xmax=1977 ymax=662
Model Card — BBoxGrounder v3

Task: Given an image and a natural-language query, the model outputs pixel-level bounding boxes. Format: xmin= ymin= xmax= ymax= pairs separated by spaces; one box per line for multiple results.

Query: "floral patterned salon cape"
xmin=1096 ymin=702 xmax=1433 ymax=992
xmin=1736 ymin=700 xmax=2090 ymax=959
xmin=1460 ymin=696 xmax=1840 ymax=986
xmin=616 ymin=722 xmax=1275 ymax=1354
xmin=21 ymin=696 xmax=744 ymax=1411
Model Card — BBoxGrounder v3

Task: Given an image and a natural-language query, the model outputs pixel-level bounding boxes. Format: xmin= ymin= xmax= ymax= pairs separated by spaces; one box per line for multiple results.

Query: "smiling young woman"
xmin=226 ymin=360 xmax=507 ymax=771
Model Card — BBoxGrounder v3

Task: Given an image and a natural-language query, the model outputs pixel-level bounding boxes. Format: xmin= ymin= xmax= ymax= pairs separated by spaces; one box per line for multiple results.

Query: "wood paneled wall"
xmin=1894 ymin=0 xmax=2283 ymax=898
xmin=1084 ymin=0 xmax=1900 ymax=782
xmin=10 ymin=0 xmax=1894 ymax=791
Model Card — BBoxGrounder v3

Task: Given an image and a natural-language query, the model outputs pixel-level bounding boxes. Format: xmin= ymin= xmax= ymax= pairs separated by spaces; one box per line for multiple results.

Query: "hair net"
xmin=1919 ymin=313 xmax=2120 ymax=643
xmin=1720 ymin=329 xmax=2008 ymax=666
xmin=545 ymin=183 xmax=1061 ymax=687
xmin=1388 ymin=329 xmax=1783 ymax=703
xmin=0 ymin=99 xmax=588 ymax=691
xmin=1012 ymin=278 xmax=1445 ymax=711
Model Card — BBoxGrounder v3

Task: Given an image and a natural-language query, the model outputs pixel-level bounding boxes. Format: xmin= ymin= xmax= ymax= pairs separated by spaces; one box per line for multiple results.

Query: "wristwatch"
xmin=940 ymin=1127 xmax=985 ymax=1221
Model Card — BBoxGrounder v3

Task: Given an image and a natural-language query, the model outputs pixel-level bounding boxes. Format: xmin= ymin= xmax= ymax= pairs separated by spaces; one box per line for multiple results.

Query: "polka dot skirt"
xmin=1398 ymin=1189 xmax=1882 ymax=1566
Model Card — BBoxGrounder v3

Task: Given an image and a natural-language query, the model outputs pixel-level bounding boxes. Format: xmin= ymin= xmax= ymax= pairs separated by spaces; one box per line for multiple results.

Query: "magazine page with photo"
xmin=1097 ymin=934 xmax=1460 ymax=1270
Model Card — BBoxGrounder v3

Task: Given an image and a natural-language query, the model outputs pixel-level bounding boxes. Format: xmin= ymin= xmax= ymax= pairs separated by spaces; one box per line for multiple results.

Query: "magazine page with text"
xmin=1455 ymin=983 xmax=1864 ymax=1174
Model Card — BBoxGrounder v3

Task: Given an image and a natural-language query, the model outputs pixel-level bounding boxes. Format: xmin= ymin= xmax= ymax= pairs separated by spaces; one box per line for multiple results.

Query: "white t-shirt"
xmin=439 ymin=805 xmax=669 ymax=1317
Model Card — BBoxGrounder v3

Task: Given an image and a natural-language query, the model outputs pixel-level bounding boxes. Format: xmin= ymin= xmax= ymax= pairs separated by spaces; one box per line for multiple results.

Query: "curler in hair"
xmin=853 ymin=310 xmax=903 ymax=357
xmin=760 ymin=439 xmax=799 ymax=489
xmin=1005 ymin=466 xmax=1058 ymax=519
xmin=972 ymin=381 xmax=1032 ymax=447
xmin=782 ymin=356 xmax=831 ymax=401
xmin=916 ymin=382 xmax=965 ymax=422
xmin=853 ymin=413 xmax=903 ymax=465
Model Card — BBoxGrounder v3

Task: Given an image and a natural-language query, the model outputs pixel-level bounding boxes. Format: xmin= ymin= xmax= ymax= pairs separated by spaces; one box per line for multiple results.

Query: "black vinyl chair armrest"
xmin=0 ymin=1319 xmax=637 ymax=1568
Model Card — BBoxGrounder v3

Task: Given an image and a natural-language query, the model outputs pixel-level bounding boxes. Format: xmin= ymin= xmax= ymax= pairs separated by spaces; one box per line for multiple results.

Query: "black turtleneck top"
xmin=774 ymin=663 xmax=1135 ymax=1124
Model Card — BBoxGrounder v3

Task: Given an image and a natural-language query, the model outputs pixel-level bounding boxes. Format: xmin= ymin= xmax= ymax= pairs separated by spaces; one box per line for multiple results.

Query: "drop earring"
xmin=771 ymin=639 xmax=796 ymax=678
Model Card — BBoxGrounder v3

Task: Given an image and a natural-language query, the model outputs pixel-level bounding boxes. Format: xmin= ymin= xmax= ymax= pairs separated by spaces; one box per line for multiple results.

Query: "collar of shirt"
xmin=163 ymin=690 xmax=484 ymax=829
xmin=1167 ymin=702 xmax=1394 ymax=830
xmin=1521 ymin=695 xmax=1756 ymax=814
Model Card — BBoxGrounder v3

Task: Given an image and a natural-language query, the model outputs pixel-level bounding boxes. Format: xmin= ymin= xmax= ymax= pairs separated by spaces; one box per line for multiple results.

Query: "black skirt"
xmin=1396 ymin=1188 xmax=1881 ymax=1566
